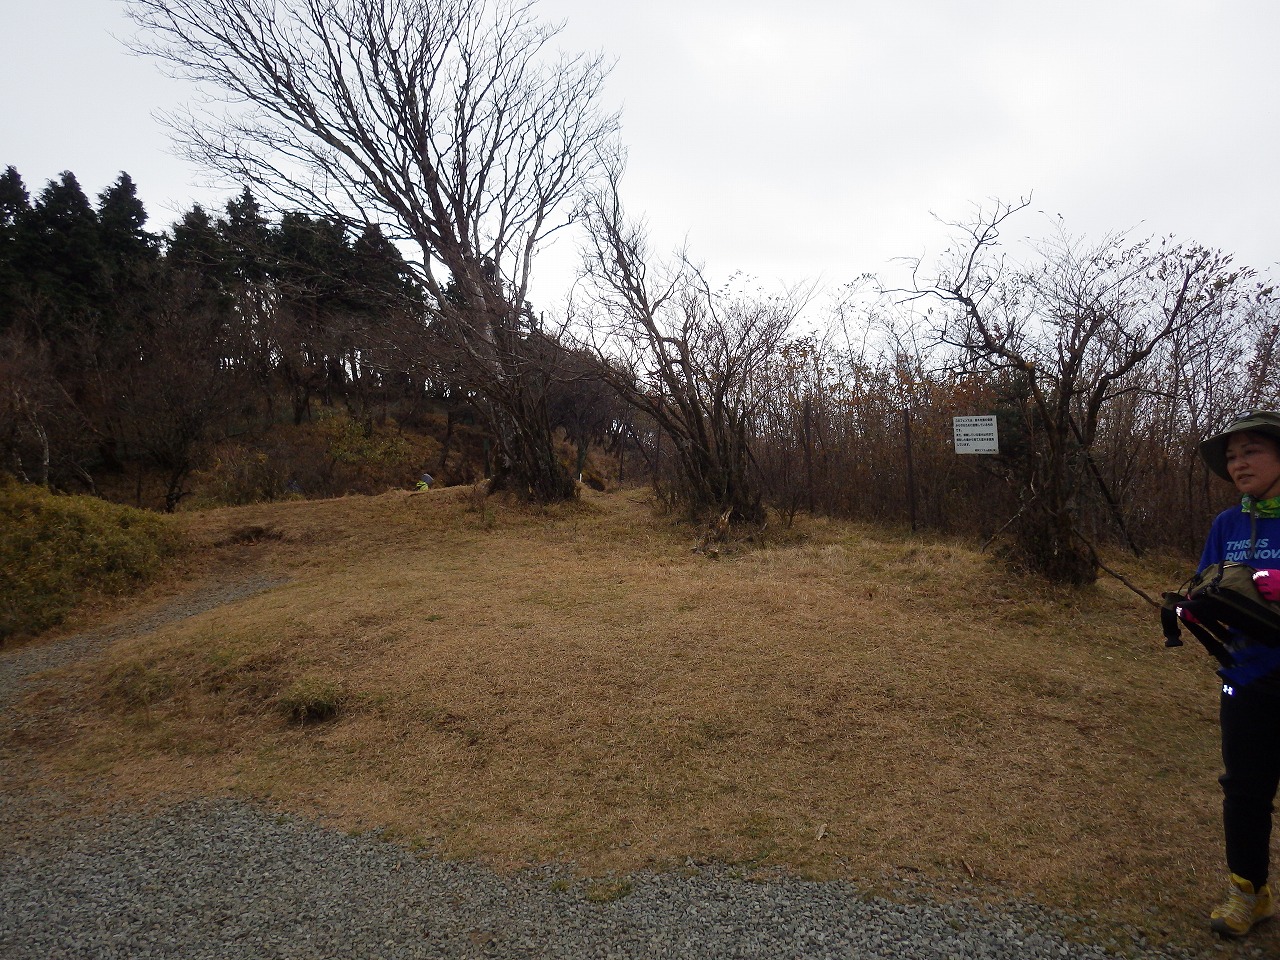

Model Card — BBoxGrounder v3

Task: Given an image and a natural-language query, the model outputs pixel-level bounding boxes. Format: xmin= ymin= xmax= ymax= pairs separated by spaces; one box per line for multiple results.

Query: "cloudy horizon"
xmin=4 ymin=0 xmax=1278 ymax=312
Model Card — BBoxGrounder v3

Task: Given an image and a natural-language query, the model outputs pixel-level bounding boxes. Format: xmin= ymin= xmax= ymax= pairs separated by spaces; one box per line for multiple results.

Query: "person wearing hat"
xmin=1196 ymin=410 xmax=1280 ymax=937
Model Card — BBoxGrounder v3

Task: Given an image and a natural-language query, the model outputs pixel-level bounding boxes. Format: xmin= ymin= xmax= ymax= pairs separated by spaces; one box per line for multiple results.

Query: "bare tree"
xmin=126 ymin=0 xmax=620 ymax=501
xmin=909 ymin=199 xmax=1268 ymax=583
xmin=577 ymin=180 xmax=804 ymax=523
xmin=0 ymin=331 xmax=60 ymax=487
xmin=1242 ymin=302 xmax=1280 ymax=411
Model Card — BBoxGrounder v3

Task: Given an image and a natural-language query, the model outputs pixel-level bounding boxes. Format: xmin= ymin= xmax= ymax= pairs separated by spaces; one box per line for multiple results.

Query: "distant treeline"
xmin=2 ymin=166 xmax=1276 ymax=567
xmin=0 ymin=167 xmax=422 ymax=506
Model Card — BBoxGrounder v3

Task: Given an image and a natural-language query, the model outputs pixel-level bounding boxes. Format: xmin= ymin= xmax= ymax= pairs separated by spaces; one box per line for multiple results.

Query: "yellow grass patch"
xmin=2 ymin=485 xmax=1244 ymax=949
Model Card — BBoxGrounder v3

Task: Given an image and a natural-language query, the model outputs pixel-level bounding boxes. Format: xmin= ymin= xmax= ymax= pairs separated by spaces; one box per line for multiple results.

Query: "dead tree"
xmin=126 ymin=0 xmax=621 ymax=501
xmin=577 ymin=178 xmax=804 ymax=523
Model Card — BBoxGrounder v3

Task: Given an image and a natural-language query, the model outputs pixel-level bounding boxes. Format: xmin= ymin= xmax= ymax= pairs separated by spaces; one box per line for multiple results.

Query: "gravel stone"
xmin=0 ymin=795 xmax=1247 ymax=960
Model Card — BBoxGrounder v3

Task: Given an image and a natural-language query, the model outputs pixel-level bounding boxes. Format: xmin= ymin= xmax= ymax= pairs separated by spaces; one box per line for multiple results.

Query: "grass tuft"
xmin=583 ymin=878 xmax=634 ymax=903
xmin=277 ymin=677 xmax=344 ymax=725
xmin=103 ymin=661 xmax=175 ymax=711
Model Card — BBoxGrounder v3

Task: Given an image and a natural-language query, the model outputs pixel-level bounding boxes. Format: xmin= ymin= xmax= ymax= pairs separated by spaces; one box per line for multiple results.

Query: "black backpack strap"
xmin=1180 ymin=617 xmax=1236 ymax=670
xmin=1197 ymin=592 xmax=1280 ymax=647
xmin=1161 ymin=603 xmax=1184 ymax=648
xmin=1161 ymin=592 xmax=1235 ymax=668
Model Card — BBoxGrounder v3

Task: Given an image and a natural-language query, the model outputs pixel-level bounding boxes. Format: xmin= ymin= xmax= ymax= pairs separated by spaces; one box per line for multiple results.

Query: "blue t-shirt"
xmin=1198 ymin=507 xmax=1280 ymax=687
xmin=1199 ymin=506 xmax=1280 ymax=572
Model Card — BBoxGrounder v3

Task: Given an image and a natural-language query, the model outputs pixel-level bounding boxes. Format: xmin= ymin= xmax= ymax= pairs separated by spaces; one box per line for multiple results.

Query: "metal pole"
xmin=904 ymin=408 xmax=917 ymax=533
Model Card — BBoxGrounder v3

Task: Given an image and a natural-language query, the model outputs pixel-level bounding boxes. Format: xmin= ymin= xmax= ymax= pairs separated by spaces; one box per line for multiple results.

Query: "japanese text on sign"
xmin=953 ymin=415 xmax=999 ymax=454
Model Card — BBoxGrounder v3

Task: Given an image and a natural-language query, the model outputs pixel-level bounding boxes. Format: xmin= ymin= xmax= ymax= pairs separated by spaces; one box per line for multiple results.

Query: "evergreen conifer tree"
xmin=0 ymin=166 xmax=32 ymax=332
xmin=95 ymin=173 xmax=161 ymax=346
xmin=26 ymin=171 xmax=104 ymax=344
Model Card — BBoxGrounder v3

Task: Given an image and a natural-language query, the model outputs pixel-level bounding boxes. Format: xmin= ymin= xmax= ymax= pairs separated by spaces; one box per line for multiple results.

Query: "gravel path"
xmin=0 ymin=793 xmax=1208 ymax=960
xmin=0 ymin=575 xmax=288 ymax=711
xmin=0 ymin=579 xmax=1249 ymax=959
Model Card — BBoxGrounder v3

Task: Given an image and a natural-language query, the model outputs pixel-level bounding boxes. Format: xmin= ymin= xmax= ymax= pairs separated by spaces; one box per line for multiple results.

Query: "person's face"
xmin=1226 ymin=431 xmax=1280 ymax=499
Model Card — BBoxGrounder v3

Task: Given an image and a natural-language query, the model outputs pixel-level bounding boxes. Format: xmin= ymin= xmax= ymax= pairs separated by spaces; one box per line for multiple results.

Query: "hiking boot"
xmin=1211 ymin=874 xmax=1275 ymax=937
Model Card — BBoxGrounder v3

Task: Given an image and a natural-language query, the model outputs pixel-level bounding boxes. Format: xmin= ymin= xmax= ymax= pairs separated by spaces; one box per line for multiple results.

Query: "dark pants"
xmin=1221 ymin=682 xmax=1280 ymax=887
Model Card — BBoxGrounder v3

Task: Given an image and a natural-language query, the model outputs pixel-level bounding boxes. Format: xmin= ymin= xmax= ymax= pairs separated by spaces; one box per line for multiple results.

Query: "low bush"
xmin=187 ymin=413 xmax=444 ymax=507
xmin=0 ymin=475 xmax=184 ymax=643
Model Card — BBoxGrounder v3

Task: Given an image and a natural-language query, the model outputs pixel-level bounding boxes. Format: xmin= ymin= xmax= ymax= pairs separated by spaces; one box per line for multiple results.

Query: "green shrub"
xmin=188 ymin=446 xmax=291 ymax=507
xmin=323 ymin=414 xmax=415 ymax=468
xmin=188 ymin=416 xmax=442 ymax=505
xmin=0 ymin=475 xmax=184 ymax=643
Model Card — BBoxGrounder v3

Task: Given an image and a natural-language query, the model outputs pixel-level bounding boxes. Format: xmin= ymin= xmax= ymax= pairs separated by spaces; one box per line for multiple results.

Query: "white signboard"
xmin=953 ymin=415 xmax=999 ymax=454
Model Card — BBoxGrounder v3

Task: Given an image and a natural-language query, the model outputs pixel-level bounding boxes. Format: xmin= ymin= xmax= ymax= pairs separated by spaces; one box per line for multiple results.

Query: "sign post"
xmin=903 ymin=409 xmax=916 ymax=532
xmin=953 ymin=415 xmax=999 ymax=454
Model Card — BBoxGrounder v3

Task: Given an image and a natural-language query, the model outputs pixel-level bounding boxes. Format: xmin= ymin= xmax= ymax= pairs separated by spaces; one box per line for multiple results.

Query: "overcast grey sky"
xmin=4 ymin=1 xmax=1279 ymax=309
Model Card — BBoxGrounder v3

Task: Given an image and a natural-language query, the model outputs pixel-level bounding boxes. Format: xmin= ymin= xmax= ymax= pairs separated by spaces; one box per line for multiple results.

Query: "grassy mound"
xmin=0 ymin=475 xmax=183 ymax=643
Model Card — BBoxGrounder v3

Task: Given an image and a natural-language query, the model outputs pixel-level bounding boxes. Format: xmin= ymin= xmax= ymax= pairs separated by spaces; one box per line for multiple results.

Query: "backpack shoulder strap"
xmin=1161 ymin=591 xmax=1235 ymax=668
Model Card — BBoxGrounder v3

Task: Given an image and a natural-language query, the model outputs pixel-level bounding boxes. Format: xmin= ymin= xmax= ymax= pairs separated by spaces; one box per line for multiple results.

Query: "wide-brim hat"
xmin=1199 ymin=410 xmax=1280 ymax=481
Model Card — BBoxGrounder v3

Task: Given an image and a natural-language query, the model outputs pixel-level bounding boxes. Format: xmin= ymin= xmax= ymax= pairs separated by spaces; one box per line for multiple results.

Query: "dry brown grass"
xmin=2 ymin=485 xmax=1251 ymax=951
